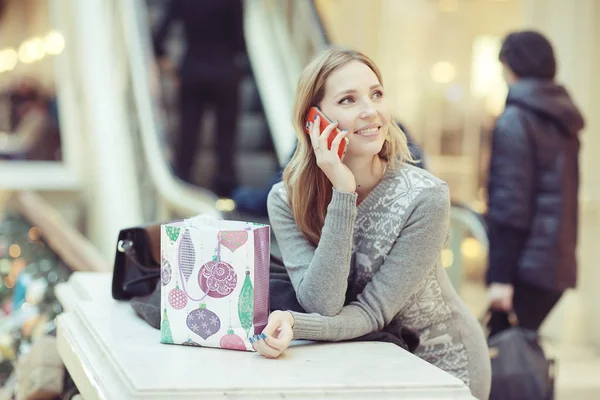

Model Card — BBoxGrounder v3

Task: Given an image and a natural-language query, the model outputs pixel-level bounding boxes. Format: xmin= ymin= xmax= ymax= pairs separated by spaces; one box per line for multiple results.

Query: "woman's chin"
xmin=346 ymin=140 xmax=385 ymax=158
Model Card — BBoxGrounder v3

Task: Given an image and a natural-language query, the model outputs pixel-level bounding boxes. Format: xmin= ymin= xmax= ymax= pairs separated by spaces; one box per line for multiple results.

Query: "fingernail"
xmin=342 ymin=129 xmax=348 ymax=133
xmin=261 ymin=333 xmax=268 ymax=339
xmin=254 ymin=334 xmax=262 ymax=341
xmin=249 ymin=337 xmax=255 ymax=344
xmin=333 ymin=120 xmax=338 ymax=123
xmin=314 ymin=115 xmax=318 ymax=121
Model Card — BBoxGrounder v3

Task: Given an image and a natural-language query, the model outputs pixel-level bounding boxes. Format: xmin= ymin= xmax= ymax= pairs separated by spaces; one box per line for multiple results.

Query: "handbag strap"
xmin=118 ymin=239 xmax=159 ymax=272
xmin=123 ymin=272 xmax=160 ymax=292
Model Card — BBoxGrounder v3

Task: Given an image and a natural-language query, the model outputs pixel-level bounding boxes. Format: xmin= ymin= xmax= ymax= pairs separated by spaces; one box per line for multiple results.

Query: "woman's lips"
xmin=354 ymin=126 xmax=380 ymax=137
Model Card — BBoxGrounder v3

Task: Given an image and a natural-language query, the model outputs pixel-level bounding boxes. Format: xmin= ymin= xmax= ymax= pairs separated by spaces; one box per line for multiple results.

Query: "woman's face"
xmin=318 ymin=60 xmax=390 ymax=159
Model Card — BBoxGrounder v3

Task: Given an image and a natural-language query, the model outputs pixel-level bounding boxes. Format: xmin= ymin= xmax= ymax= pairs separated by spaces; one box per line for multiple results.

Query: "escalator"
xmin=111 ymin=0 xmax=330 ymax=225
xmin=145 ymin=0 xmax=279 ymax=192
xmin=124 ymin=0 xmax=327 ymax=200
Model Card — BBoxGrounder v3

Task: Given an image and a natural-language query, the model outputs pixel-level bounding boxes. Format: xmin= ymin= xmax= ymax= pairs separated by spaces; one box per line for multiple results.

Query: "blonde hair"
xmin=283 ymin=47 xmax=414 ymax=245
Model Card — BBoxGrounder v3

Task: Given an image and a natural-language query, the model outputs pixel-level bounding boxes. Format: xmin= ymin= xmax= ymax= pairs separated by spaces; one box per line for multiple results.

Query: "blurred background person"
xmin=0 ymin=77 xmax=61 ymax=161
xmin=153 ymin=0 xmax=245 ymax=197
xmin=486 ymin=30 xmax=585 ymax=336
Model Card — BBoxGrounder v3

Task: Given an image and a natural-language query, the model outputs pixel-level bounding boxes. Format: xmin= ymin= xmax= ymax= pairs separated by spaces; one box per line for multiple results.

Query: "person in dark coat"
xmin=486 ymin=30 xmax=585 ymax=336
xmin=153 ymin=0 xmax=245 ymax=197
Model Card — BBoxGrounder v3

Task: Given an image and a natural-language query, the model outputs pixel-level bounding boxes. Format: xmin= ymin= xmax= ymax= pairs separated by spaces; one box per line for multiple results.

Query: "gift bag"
xmin=160 ymin=215 xmax=270 ymax=351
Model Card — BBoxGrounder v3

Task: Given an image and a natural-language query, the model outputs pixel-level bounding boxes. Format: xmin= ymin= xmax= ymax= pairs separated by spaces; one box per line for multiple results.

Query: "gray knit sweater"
xmin=267 ymin=163 xmax=491 ymax=400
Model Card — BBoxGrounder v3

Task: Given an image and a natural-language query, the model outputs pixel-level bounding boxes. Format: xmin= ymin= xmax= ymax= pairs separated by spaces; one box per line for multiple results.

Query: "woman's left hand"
xmin=251 ymin=310 xmax=294 ymax=358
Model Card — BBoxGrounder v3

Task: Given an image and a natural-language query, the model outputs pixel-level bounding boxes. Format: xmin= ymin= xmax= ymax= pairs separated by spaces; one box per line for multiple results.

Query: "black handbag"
xmin=486 ymin=312 xmax=555 ymax=400
xmin=111 ymin=224 xmax=162 ymax=300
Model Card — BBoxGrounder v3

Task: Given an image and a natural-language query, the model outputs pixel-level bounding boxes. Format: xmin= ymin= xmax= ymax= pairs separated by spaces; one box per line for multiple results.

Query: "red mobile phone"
xmin=304 ymin=106 xmax=347 ymax=159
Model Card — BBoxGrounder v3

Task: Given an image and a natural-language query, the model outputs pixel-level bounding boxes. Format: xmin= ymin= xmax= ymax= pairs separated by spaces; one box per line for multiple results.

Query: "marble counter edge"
xmin=55 ymin=301 xmax=475 ymax=400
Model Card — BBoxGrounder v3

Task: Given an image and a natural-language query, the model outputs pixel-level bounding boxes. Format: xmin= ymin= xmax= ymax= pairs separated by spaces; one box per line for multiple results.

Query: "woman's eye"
xmin=372 ymin=90 xmax=384 ymax=99
xmin=339 ymin=97 xmax=354 ymax=105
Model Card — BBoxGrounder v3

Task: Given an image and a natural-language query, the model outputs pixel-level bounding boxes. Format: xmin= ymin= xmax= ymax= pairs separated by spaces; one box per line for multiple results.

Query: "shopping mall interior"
xmin=0 ymin=0 xmax=599 ymax=398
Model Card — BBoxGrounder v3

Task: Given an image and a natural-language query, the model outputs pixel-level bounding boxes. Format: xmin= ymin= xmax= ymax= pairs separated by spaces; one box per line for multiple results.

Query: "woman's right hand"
xmin=309 ymin=115 xmax=356 ymax=193
xmin=251 ymin=310 xmax=294 ymax=358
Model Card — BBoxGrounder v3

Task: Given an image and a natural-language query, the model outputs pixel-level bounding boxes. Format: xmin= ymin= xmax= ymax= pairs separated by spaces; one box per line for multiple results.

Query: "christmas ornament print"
xmin=161 ymin=259 xmax=172 ymax=286
xmin=182 ymin=338 xmax=201 ymax=347
xmin=187 ymin=304 xmax=221 ymax=339
xmin=220 ymin=329 xmax=246 ymax=351
xmin=219 ymin=230 xmax=248 ymax=253
xmin=238 ymin=271 xmax=254 ymax=336
xmin=166 ymin=226 xmax=181 ymax=244
xmin=199 ymin=260 xmax=237 ymax=298
xmin=161 ymin=309 xmax=174 ymax=344
xmin=179 ymin=229 xmax=195 ymax=282
xmin=168 ymin=285 xmax=187 ymax=309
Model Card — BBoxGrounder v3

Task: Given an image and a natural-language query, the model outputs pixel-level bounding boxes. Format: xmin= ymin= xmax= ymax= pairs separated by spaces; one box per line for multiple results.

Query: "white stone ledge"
xmin=55 ymin=272 xmax=114 ymax=312
xmin=55 ymin=273 xmax=475 ymax=400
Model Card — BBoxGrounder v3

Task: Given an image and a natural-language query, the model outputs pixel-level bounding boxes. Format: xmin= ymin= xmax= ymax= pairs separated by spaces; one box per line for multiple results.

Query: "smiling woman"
xmin=285 ymin=49 xmax=413 ymax=243
xmin=255 ymin=48 xmax=492 ymax=400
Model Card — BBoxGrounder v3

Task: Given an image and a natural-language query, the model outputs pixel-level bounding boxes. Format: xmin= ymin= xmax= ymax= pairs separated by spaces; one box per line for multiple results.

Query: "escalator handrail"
xmin=243 ymin=0 xmax=330 ymax=166
xmin=117 ymin=0 xmax=221 ymax=218
xmin=308 ymin=0 xmax=330 ymax=45
xmin=243 ymin=0 xmax=298 ymax=165
xmin=449 ymin=203 xmax=489 ymax=251
xmin=13 ymin=191 xmax=111 ymax=273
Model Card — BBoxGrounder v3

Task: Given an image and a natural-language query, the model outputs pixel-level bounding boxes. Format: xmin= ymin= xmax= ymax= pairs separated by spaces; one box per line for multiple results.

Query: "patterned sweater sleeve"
xmin=289 ymin=184 xmax=450 ymax=341
xmin=267 ymin=184 xmax=358 ymax=316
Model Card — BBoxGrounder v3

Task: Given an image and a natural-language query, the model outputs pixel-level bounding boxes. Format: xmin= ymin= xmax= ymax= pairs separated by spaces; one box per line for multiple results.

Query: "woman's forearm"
xmin=268 ymin=188 xmax=357 ymax=316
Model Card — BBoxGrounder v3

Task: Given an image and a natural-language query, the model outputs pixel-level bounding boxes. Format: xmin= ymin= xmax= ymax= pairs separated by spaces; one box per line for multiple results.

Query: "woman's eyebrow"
xmin=334 ymin=84 xmax=383 ymax=98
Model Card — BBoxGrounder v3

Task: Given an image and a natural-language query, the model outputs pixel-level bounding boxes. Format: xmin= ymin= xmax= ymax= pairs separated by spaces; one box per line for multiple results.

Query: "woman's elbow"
xmin=297 ymin=290 xmax=343 ymax=317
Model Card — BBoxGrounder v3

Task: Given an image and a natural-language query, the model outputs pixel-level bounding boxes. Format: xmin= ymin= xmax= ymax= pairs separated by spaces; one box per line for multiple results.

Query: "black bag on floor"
xmin=487 ymin=314 xmax=555 ymax=400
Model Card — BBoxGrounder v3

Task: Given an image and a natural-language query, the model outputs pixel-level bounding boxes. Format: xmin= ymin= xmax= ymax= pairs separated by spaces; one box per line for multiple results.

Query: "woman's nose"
xmin=359 ymin=102 xmax=377 ymax=119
